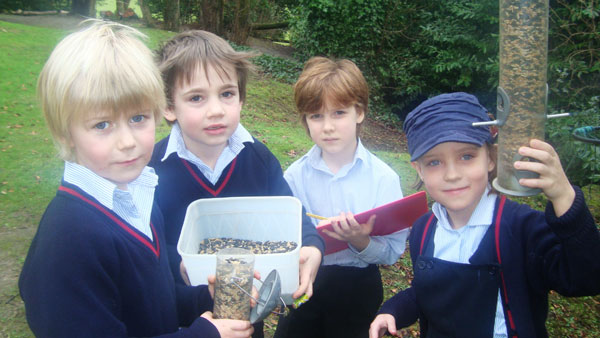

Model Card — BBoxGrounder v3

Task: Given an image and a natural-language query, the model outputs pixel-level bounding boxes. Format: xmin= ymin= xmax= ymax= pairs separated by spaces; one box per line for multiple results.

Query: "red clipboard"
xmin=316 ymin=191 xmax=428 ymax=255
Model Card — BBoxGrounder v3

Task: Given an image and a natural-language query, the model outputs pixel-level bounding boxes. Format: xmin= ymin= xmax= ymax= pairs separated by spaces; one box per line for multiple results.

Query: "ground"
xmin=0 ymin=13 xmax=407 ymax=154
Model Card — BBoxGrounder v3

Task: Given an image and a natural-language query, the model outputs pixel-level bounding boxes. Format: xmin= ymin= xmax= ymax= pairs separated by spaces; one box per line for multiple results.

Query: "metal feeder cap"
xmin=250 ymin=269 xmax=281 ymax=324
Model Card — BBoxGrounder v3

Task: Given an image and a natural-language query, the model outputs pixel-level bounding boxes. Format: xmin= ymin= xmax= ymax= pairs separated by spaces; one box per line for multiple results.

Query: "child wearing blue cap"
xmin=369 ymin=92 xmax=600 ymax=338
xmin=274 ymin=57 xmax=408 ymax=338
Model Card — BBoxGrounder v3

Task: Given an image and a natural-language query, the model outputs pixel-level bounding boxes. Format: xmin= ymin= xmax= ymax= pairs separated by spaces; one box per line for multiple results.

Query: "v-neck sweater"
xmin=379 ymin=186 xmax=600 ymax=338
xmin=19 ymin=182 xmax=219 ymax=337
xmin=150 ymin=136 xmax=325 ymax=284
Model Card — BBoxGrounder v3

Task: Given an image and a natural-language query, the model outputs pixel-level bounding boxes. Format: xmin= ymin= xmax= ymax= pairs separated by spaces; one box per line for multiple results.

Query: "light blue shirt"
xmin=63 ymin=161 xmax=158 ymax=240
xmin=431 ymin=187 xmax=507 ymax=338
xmin=284 ymin=140 xmax=408 ymax=267
xmin=161 ymin=122 xmax=253 ymax=184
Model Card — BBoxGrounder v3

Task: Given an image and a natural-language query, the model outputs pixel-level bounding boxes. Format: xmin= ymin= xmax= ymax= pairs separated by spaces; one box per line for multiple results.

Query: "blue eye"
xmin=131 ymin=115 xmax=145 ymax=123
xmin=94 ymin=121 xmax=109 ymax=130
xmin=462 ymin=154 xmax=474 ymax=161
xmin=222 ymin=91 xmax=234 ymax=98
xmin=190 ymin=95 xmax=202 ymax=102
xmin=427 ymin=160 xmax=440 ymax=167
xmin=334 ymin=110 xmax=346 ymax=116
xmin=308 ymin=113 xmax=322 ymax=120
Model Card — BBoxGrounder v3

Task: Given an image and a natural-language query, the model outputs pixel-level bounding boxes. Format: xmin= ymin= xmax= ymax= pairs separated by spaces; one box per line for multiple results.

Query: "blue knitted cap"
xmin=403 ymin=92 xmax=493 ymax=161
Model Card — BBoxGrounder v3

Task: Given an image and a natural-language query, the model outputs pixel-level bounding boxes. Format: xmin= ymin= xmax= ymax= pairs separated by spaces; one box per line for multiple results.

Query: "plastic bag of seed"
xmin=213 ymin=248 xmax=255 ymax=320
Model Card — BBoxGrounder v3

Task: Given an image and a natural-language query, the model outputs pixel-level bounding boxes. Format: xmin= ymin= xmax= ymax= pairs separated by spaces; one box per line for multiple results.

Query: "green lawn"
xmin=1 ymin=19 xmax=598 ymax=338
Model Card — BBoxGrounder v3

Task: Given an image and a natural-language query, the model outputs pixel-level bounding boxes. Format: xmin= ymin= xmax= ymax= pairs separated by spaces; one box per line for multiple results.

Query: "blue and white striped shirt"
xmin=160 ymin=122 xmax=253 ymax=184
xmin=63 ymin=161 xmax=158 ymax=240
xmin=431 ymin=187 xmax=507 ymax=338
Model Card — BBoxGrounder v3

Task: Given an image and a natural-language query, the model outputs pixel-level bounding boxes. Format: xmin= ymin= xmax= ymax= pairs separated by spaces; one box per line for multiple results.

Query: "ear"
xmin=163 ymin=107 xmax=177 ymax=123
xmin=411 ymin=161 xmax=424 ymax=181
xmin=488 ymin=144 xmax=497 ymax=173
xmin=356 ymin=108 xmax=365 ymax=124
xmin=488 ymin=157 xmax=496 ymax=173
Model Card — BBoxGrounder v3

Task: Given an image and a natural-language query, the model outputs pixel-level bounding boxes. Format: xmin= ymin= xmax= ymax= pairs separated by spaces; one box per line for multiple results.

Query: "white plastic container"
xmin=178 ymin=196 xmax=302 ymax=304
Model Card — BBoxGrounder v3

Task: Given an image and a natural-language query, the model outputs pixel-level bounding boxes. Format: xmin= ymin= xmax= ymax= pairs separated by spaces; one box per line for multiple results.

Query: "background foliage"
xmin=287 ymin=0 xmax=599 ymax=185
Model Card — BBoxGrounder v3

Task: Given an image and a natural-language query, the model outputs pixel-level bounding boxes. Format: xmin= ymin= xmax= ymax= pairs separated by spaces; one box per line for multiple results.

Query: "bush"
xmin=1 ymin=0 xmax=70 ymax=11
xmin=289 ymin=0 xmax=499 ymax=119
xmin=230 ymin=40 xmax=303 ymax=84
xmin=547 ymin=96 xmax=600 ymax=187
xmin=251 ymin=54 xmax=303 ymax=83
xmin=289 ymin=0 xmax=600 ymax=182
xmin=548 ymin=0 xmax=600 ymax=111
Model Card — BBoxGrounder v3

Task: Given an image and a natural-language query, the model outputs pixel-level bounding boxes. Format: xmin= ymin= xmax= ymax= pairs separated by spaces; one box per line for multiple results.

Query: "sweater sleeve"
xmin=376 ymin=214 xmax=427 ymax=330
xmin=536 ymin=185 xmax=600 ymax=295
xmin=19 ymin=213 xmax=132 ymax=337
xmin=377 ymin=286 xmax=420 ymax=329
xmin=175 ymin=284 xmax=215 ymax=326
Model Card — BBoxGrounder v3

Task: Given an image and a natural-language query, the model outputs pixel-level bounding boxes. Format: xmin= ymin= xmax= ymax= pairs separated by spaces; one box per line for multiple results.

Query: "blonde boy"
xmin=19 ymin=21 xmax=253 ymax=338
xmin=274 ymin=57 xmax=408 ymax=338
xmin=149 ymin=30 xmax=325 ymax=337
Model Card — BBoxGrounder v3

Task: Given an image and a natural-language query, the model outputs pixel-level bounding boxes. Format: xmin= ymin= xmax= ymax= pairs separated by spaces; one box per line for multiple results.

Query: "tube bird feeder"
xmin=494 ymin=0 xmax=549 ymax=196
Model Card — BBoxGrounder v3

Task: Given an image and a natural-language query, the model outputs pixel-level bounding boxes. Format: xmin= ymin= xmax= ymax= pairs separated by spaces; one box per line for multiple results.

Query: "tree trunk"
xmin=199 ymin=0 xmax=223 ymax=35
xmin=88 ymin=0 xmax=96 ymax=17
xmin=71 ymin=0 xmax=95 ymax=17
xmin=163 ymin=0 xmax=180 ymax=31
xmin=138 ymin=0 xmax=156 ymax=27
xmin=231 ymin=0 xmax=251 ymax=44
xmin=115 ymin=0 xmax=130 ymax=17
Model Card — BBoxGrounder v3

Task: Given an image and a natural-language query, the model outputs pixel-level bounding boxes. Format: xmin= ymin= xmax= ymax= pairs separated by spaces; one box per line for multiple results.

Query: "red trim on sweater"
xmin=494 ymin=195 xmax=517 ymax=337
xmin=419 ymin=213 xmax=436 ymax=255
xmin=58 ymin=185 xmax=160 ymax=258
xmin=181 ymin=157 xmax=237 ymax=197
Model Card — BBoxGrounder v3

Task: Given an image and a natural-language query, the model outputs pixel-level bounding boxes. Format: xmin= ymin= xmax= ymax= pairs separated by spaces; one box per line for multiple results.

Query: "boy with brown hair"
xmin=19 ymin=21 xmax=254 ymax=337
xmin=274 ymin=56 xmax=408 ymax=338
xmin=149 ymin=30 xmax=325 ymax=336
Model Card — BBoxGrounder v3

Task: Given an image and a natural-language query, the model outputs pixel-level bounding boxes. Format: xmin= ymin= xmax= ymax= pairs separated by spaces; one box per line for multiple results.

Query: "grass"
xmin=1 ymin=19 xmax=599 ymax=338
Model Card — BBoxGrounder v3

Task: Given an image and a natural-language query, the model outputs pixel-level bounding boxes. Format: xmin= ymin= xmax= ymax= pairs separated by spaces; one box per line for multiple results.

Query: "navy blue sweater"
xmin=19 ymin=183 xmax=219 ymax=337
xmin=379 ymin=186 xmax=600 ymax=338
xmin=150 ymin=137 xmax=325 ymax=283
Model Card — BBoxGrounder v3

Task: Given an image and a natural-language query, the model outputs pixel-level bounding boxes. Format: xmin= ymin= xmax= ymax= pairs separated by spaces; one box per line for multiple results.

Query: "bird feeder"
xmin=494 ymin=0 xmax=549 ymax=196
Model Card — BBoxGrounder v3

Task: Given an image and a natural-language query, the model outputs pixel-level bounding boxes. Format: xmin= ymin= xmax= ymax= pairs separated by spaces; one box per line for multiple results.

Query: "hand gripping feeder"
xmin=473 ymin=0 xmax=567 ymax=196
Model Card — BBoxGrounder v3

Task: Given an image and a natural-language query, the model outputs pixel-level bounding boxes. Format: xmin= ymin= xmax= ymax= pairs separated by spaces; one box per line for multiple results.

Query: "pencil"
xmin=306 ymin=212 xmax=328 ymax=221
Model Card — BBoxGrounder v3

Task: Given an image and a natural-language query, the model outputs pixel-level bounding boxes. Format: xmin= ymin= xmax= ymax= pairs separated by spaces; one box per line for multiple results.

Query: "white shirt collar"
xmin=432 ymin=186 xmax=497 ymax=231
xmin=161 ymin=122 xmax=253 ymax=163
xmin=306 ymin=138 xmax=368 ymax=176
xmin=63 ymin=161 xmax=158 ymax=209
